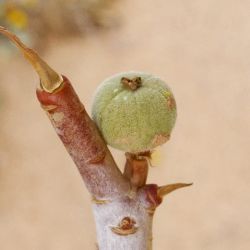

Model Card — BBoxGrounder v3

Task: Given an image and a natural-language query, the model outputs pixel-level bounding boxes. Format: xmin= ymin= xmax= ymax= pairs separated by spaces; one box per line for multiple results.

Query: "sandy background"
xmin=1 ymin=0 xmax=250 ymax=249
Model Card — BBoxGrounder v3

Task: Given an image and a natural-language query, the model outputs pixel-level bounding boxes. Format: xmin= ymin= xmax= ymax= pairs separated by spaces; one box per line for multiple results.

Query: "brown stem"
xmin=36 ymin=76 xmax=130 ymax=199
xmin=0 ymin=26 xmax=130 ymax=199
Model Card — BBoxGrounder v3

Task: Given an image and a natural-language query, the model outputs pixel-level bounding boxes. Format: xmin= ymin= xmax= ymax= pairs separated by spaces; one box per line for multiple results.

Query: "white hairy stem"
xmin=93 ymin=195 xmax=153 ymax=250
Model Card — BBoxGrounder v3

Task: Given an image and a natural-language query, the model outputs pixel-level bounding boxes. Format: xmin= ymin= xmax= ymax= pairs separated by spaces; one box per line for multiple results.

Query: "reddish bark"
xmin=36 ymin=76 xmax=129 ymax=199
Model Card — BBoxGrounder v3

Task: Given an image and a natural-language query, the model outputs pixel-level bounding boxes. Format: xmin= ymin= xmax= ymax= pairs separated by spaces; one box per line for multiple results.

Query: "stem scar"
xmin=92 ymin=196 xmax=110 ymax=205
xmin=51 ymin=112 xmax=64 ymax=122
xmin=41 ymin=104 xmax=58 ymax=111
xmin=86 ymin=151 xmax=106 ymax=164
xmin=111 ymin=217 xmax=138 ymax=236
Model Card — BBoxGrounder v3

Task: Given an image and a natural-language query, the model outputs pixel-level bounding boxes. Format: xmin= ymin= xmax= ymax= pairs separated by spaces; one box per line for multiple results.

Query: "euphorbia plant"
xmin=0 ymin=26 xmax=192 ymax=250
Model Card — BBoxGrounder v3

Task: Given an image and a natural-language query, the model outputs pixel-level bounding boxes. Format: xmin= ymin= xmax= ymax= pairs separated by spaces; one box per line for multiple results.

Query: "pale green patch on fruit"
xmin=91 ymin=72 xmax=177 ymax=153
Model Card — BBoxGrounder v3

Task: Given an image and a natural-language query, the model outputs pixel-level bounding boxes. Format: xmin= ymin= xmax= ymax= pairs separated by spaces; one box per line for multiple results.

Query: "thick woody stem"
xmin=0 ymin=26 xmax=131 ymax=199
xmin=93 ymin=195 xmax=154 ymax=250
xmin=36 ymin=76 xmax=130 ymax=199
xmin=0 ymin=27 xmax=130 ymax=199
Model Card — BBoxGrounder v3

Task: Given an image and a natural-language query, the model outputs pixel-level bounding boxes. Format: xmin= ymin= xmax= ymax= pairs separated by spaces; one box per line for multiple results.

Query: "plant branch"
xmin=0 ymin=26 xmax=130 ymax=200
xmin=0 ymin=26 xmax=192 ymax=250
xmin=36 ymin=76 xmax=130 ymax=199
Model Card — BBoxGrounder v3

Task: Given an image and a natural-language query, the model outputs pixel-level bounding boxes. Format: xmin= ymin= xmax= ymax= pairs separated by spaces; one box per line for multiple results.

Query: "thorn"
xmin=0 ymin=26 xmax=63 ymax=93
xmin=157 ymin=183 xmax=193 ymax=198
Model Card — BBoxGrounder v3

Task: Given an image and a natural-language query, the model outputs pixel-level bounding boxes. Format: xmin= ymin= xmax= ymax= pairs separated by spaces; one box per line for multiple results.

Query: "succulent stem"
xmin=0 ymin=26 xmax=63 ymax=93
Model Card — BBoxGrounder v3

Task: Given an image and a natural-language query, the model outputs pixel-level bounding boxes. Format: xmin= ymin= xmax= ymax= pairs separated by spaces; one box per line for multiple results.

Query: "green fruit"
xmin=91 ymin=71 xmax=177 ymax=153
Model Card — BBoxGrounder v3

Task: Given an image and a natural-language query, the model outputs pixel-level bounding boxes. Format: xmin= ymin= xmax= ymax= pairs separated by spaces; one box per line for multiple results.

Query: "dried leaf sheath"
xmin=36 ymin=76 xmax=129 ymax=199
xmin=0 ymin=26 xmax=63 ymax=93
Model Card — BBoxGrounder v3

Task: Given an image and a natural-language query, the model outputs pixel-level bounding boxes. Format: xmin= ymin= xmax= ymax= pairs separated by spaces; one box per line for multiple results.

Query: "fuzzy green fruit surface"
xmin=91 ymin=72 xmax=177 ymax=153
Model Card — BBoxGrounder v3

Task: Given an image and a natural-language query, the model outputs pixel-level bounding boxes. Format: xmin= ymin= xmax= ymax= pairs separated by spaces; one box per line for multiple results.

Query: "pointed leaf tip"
xmin=0 ymin=26 xmax=63 ymax=93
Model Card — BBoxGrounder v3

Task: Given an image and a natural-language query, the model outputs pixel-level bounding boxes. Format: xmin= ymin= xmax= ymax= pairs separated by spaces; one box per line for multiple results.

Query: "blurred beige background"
xmin=1 ymin=0 xmax=250 ymax=249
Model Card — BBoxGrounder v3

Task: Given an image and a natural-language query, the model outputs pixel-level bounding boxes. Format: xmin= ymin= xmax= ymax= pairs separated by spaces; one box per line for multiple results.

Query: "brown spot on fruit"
xmin=151 ymin=134 xmax=170 ymax=148
xmin=167 ymin=96 xmax=176 ymax=110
